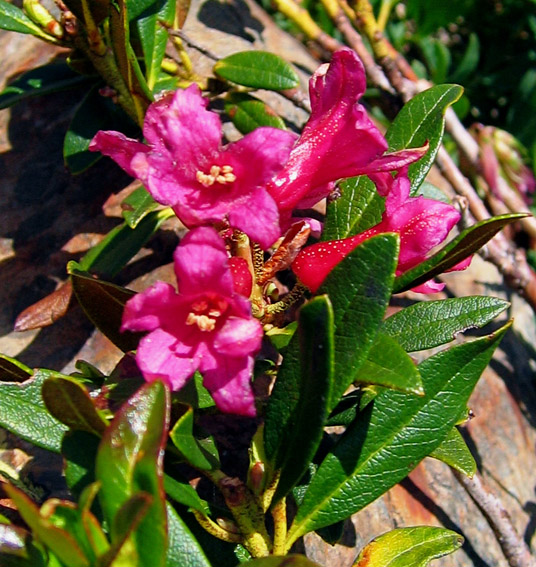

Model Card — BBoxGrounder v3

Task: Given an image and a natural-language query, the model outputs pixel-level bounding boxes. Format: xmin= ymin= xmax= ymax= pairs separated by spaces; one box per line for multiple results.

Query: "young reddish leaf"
xmin=14 ymin=280 xmax=73 ymax=331
xmin=0 ymin=354 xmax=32 ymax=382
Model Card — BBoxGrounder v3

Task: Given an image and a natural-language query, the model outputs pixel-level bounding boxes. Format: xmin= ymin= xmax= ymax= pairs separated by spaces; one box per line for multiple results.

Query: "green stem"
xmin=271 ymin=498 xmax=287 ymax=555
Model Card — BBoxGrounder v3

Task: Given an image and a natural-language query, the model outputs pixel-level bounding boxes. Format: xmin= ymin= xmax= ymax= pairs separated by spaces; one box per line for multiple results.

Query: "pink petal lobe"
xmin=174 ymin=227 xmax=233 ymax=296
xmin=89 ymin=131 xmax=149 ymax=177
xmin=214 ymin=316 xmax=263 ymax=357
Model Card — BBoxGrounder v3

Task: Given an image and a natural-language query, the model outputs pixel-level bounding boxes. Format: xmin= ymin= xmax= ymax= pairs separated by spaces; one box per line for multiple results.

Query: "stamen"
xmin=186 ymin=312 xmax=216 ymax=332
xmin=195 ymin=164 xmax=236 ymax=187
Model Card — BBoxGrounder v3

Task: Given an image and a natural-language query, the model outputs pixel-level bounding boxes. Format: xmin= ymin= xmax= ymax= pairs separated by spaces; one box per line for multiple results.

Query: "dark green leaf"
xmin=169 ymin=405 xmax=220 ymax=470
xmin=429 ymin=426 xmax=476 ymax=477
xmin=449 ymin=33 xmax=480 ymax=84
xmin=357 ymin=333 xmax=423 ymax=395
xmin=164 ymin=474 xmax=209 ymax=516
xmin=0 ymin=354 xmax=32 ymax=383
xmin=0 ymin=0 xmax=58 ymax=39
xmin=319 ymin=234 xmax=399 ymax=409
xmin=265 ymin=296 xmax=334 ymax=504
xmin=166 ymin=503 xmax=211 ymax=567
xmin=353 ymin=526 xmax=463 ymax=567
xmin=0 ymin=524 xmax=47 ymax=567
xmin=0 ymin=63 xmax=93 ymax=110
xmin=42 ymin=375 xmax=108 ymax=436
xmin=134 ymin=0 xmax=176 ymax=91
xmin=323 ymin=176 xmax=384 ymax=241
xmin=96 ymin=380 xmax=170 ymax=567
xmin=4 ymin=485 xmax=90 ymax=567
xmin=214 ymin=51 xmax=299 ymax=90
xmin=393 ymin=214 xmax=528 ymax=293
xmin=287 ymin=322 xmax=509 ymax=541
xmin=62 ymin=431 xmax=101 ymax=500
xmin=382 ymin=296 xmax=510 ymax=351
xmin=386 ymin=84 xmax=463 ymax=191
xmin=68 ymin=269 xmax=141 ymax=353
xmin=72 ymin=208 xmax=174 ymax=277
xmin=121 ymin=186 xmax=158 ymax=228
xmin=0 ymin=370 xmax=67 ymax=452
xmin=173 ymin=371 xmax=215 ymax=410
xmin=265 ymin=322 xmax=297 ymax=350
xmin=224 ymin=93 xmax=286 ymax=134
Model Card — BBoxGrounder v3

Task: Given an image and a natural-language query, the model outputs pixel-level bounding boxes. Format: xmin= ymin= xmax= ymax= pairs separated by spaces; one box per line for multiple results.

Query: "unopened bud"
xmin=23 ymin=0 xmax=64 ymax=38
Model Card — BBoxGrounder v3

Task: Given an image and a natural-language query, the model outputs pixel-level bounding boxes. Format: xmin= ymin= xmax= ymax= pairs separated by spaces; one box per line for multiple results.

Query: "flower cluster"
xmin=90 ymin=48 xmax=468 ymax=415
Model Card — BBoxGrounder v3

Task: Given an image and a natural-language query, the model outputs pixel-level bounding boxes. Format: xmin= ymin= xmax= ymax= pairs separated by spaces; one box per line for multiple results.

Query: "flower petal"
xmin=214 ymin=316 xmax=263 ymax=357
xmin=89 ymin=131 xmax=149 ymax=177
xmin=122 ymin=281 xmax=180 ymax=332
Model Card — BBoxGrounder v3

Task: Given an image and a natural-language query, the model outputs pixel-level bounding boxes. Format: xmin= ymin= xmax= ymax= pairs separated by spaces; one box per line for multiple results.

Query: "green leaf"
xmin=429 ymin=426 xmax=476 ymax=477
xmin=121 ymin=186 xmax=158 ymax=228
xmin=0 ymin=63 xmax=93 ymax=110
xmin=322 ymin=176 xmax=383 ymax=241
xmin=165 ymin=503 xmax=211 ymax=567
xmin=265 ymin=321 xmax=298 ymax=350
xmin=0 ymin=370 xmax=67 ymax=452
xmin=4 ymin=485 xmax=90 ymax=567
xmin=353 ymin=526 xmax=463 ymax=567
xmin=169 ymin=405 xmax=220 ymax=470
xmin=240 ymin=556 xmax=322 ymax=567
xmin=0 ymin=524 xmax=47 ymax=567
xmin=264 ymin=296 xmax=334 ymax=504
xmin=224 ymin=93 xmax=286 ymax=134
xmin=393 ymin=214 xmax=528 ymax=293
xmin=386 ymin=84 xmax=463 ymax=191
xmin=96 ymin=380 xmax=170 ymax=567
xmin=0 ymin=0 xmax=58 ymax=40
xmin=134 ymin=0 xmax=176 ymax=91
xmin=382 ymin=296 xmax=510 ymax=351
xmin=68 ymin=269 xmax=141 ymax=353
xmin=41 ymin=374 xmax=108 ymax=436
xmin=287 ymin=322 xmax=509 ymax=542
xmin=163 ymin=474 xmax=209 ymax=516
xmin=319 ymin=234 xmax=399 ymax=409
xmin=357 ymin=333 xmax=423 ymax=395
xmin=73 ymin=208 xmax=174 ymax=277
xmin=62 ymin=431 xmax=101 ymax=500
xmin=214 ymin=51 xmax=299 ymax=90
xmin=0 ymin=354 xmax=32 ymax=382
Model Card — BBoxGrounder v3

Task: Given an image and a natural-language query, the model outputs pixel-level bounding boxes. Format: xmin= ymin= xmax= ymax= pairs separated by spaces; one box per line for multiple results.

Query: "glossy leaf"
xmin=0 ymin=0 xmax=58 ymax=39
xmin=382 ymin=296 xmax=510 ymax=351
xmin=322 ymin=176 xmax=383 ymax=241
xmin=357 ymin=333 xmax=423 ymax=395
xmin=386 ymin=84 xmax=463 ymax=191
xmin=0 ymin=63 xmax=93 ymax=110
xmin=4 ymin=485 xmax=90 ymax=567
xmin=0 ymin=524 xmax=47 ymax=567
xmin=353 ymin=526 xmax=463 ymax=567
xmin=214 ymin=51 xmax=299 ymax=90
xmin=241 ymin=556 xmax=322 ymax=567
xmin=96 ymin=380 xmax=169 ymax=567
xmin=62 ymin=431 xmax=101 ymax=500
xmin=163 ymin=474 xmax=209 ymax=516
xmin=72 ymin=208 xmax=174 ymax=277
xmin=264 ymin=296 xmax=334 ymax=504
xmin=224 ymin=93 xmax=286 ymax=134
xmin=68 ymin=269 xmax=141 ymax=353
xmin=393 ymin=214 xmax=529 ymax=293
xmin=0 ymin=370 xmax=67 ymax=452
xmin=169 ymin=405 xmax=220 ymax=470
xmin=286 ymin=322 xmax=509 ymax=542
xmin=134 ymin=0 xmax=176 ymax=91
xmin=166 ymin=503 xmax=212 ymax=567
xmin=0 ymin=354 xmax=32 ymax=383
xmin=42 ymin=374 xmax=108 ymax=436
xmin=429 ymin=426 xmax=476 ymax=477
xmin=319 ymin=234 xmax=399 ymax=409
xmin=121 ymin=186 xmax=158 ymax=228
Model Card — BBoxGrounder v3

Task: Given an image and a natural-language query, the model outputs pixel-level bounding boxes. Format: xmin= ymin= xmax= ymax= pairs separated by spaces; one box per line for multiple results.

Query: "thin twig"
xmin=453 ymin=470 xmax=536 ymax=567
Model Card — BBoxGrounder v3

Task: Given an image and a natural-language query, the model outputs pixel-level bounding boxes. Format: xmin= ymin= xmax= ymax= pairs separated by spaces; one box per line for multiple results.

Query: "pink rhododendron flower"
xmin=292 ymin=172 xmax=471 ymax=293
xmin=267 ymin=48 xmax=427 ymax=216
xmin=121 ymin=227 xmax=263 ymax=416
xmin=90 ymin=85 xmax=297 ymax=249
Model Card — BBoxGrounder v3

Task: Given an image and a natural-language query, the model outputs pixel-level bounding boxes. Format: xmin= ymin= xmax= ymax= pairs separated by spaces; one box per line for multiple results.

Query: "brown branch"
xmin=453 ymin=470 xmax=536 ymax=567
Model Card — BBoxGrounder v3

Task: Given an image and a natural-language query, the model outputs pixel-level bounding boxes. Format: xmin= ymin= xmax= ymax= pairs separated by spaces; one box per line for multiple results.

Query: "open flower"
xmin=90 ymin=85 xmax=296 ymax=249
xmin=267 ymin=48 xmax=427 ymax=216
xmin=292 ymin=172 xmax=470 ymax=293
xmin=121 ymin=227 xmax=263 ymax=416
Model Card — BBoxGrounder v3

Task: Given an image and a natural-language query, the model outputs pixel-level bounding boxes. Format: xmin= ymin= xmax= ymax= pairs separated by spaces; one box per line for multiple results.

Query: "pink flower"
xmin=267 ymin=48 xmax=427 ymax=215
xmin=292 ymin=173 xmax=470 ymax=293
xmin=121 ymin=227 xmax=263 ymax=416
xmin=90 ymin=85 xmax=297 ymax=249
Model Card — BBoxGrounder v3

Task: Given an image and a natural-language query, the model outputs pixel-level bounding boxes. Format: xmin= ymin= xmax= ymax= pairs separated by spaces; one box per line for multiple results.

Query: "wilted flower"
xmin=292 ymin=172 xmax=470 ymax=293
xmin=90 ymin=85 xmax=296 ymax=249
xmin=121 ymin=227 xmax=263 ymax=416
xmin=267 ymin=48 xmax=427 ymax=217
